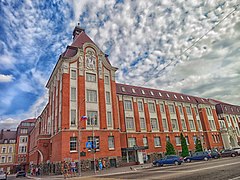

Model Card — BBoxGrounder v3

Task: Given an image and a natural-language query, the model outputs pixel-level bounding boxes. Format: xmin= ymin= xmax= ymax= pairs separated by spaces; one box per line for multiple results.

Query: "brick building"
xmin=28 ymin=25 xmax=240 ymax=172
xmin=0 ymin=129 xmax=16 ymax=174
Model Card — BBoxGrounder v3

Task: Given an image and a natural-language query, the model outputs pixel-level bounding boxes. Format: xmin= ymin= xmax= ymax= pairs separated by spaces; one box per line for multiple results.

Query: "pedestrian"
xmin=99 ymin=160 xmax=103 ymax=170
xmin=102 ymin=159 xmax=106 ymax=169
xmin=95 ymin=159 xmax=99 ymax=171
xmin=70 ymin=160 xmax=76 ymax=177
xmin=35 ymin=167 xmax=38 ymax=176
xmin=62 ymin=161 xmax=69 ymax=179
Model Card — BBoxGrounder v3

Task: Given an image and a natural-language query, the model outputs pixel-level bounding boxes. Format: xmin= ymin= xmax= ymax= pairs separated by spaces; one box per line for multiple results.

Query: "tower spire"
xmin=73 ymin=22 xmax=85 ymax=40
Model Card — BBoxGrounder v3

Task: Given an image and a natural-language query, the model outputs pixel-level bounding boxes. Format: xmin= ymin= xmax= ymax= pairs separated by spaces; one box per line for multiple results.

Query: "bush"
xmin=165 ymin=141 xmax=176 ymax=155
xmin=195 ymin=139 xmax=203 ymax=152
xmin=180 ymin=133 xmax=189 ymax=157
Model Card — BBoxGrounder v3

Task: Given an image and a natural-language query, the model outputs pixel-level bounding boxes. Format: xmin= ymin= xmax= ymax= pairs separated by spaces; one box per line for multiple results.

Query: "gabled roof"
xmin=116 ymin=83 xmax=211 ymax=105
xmin=0 ymin=130 xmax=16 ymax=143
xmin=21 ymin=118 xmax=36 ymax=123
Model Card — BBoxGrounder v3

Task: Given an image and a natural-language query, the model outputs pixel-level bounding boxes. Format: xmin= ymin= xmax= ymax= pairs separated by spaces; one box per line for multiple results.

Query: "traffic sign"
xmin=86 ymin=141 xmax=92 ymax=149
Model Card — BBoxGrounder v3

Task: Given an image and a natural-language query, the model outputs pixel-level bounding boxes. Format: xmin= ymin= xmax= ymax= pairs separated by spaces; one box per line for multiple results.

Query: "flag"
xmin=81 ymin=116 xmax=88 ymax=121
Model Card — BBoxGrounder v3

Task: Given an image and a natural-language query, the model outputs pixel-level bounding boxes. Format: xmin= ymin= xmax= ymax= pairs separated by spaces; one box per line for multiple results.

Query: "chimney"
xmin=73 ymin=23 xmax=85 ymax=40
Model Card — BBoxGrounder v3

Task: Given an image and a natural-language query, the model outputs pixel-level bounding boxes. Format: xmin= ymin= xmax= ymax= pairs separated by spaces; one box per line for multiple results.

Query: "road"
xmin=95 ymin=156 xmax=240 ymax=180
xmin=6 ymin=156 xmax=240 ymax=180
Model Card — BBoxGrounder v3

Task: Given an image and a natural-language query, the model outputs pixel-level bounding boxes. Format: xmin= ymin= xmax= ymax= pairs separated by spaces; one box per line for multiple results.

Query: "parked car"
xmin=0 ymin=171 xmax=7 ymax=180
xmin=184 ymin=151 xmax=211 ymax=162
xmin=16 ymin=171 xmax=26 ymax=178
xmin=232 ymin=147 xmax=240 ymax=155
xmin=210 ymin=149 xmax=221 ymax=159
xmin=220 ymin=149 xmax=238 ymax=157
xmin=153 ymin=155 xmax=183 ymax=166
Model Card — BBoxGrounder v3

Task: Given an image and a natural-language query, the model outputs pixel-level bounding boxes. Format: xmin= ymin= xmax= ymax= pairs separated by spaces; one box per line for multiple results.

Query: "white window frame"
xmin=86 ymin=89 xmax=97 ymax=103
xmin=154 ymin=137 xmax=161 ymax=147
xmin=126 ymin=117 xmax=134 ymax=130
xmin=108 ymin=136 xmax=115 ymax=149
xmin=124 ymin=100 xmax=132 ymax=111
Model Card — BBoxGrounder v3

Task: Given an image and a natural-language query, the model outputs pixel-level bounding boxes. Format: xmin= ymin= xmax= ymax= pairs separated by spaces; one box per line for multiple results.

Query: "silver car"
xmin=232 ymin=147 xmax=240 ymax=155
xmin=0 ymin=171 xmax=7 ymax=180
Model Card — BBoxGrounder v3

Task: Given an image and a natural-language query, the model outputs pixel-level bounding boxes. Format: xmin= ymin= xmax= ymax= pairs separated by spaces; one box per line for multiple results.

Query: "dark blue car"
xmin=153 ymin=155 xmax=183 ymax=166
xmin=184 ymin=151 xmax=211 ymax=162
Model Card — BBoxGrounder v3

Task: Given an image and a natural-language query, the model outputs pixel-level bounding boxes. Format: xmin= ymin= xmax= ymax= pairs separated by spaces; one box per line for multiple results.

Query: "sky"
xmin=0 ymin=0 xmax=239 ymax=129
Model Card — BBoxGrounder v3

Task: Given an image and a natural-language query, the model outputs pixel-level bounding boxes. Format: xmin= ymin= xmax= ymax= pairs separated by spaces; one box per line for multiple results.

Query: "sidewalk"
xmin=27 ymin=163 xmax=152 ymax=180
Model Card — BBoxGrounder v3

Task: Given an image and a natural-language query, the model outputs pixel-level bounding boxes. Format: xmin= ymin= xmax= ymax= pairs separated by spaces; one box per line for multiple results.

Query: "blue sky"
xmin=0 ymin=0 xmax=239 ymax=129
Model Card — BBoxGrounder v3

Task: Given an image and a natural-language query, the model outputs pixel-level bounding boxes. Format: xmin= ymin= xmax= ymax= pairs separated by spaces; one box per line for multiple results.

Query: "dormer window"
xmin=141 ymin=90 xmax=145 ymax=94
xmin=150 ymin=91 xmax=154 ymax=96
xmin=201 ymin=98 xmax=205 ymax=102
xmin=225 ymin=107 xmax=227 ymax=111
xmin=174 ymin=94 xmax=177 ymax=99
xmin=122 ymin=87 xmax=125 ymax=92
xmin=159 ymin=92 xmax=162 ymax=96
xmin=231 ymin=107 xmax=233 ymax=112
xmin=237 ymin=108 xmax=239 ymax=112
xmin=187 ymin=96 xmax=190 ymax=101
xmin=180 ymin=96 xmax=184 ymax=100
xmin=166 ymin=94 xmax=170 ymax=98
xmin=132 ymin=88 xmax=136 ymax=93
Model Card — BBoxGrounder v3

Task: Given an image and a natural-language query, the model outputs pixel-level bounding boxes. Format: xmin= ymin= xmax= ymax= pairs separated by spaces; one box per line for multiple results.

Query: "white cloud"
xmin=0 ymin=74 xmax=14 ymax=83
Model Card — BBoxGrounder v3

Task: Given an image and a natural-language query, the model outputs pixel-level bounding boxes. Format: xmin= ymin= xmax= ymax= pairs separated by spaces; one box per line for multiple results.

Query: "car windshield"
xmin=0 ymin=171 xmax=4 ymax=174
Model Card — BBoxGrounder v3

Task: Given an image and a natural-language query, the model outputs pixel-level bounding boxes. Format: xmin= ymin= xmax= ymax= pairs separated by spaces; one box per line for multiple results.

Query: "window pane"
xmin=126 ymin=117 xmax=134 ymax=130
xmin=189 ymin=119 xmax=195 ymax=130
xmin=71 ymin=87 xmax=76 ymax=101
xmin=140 ymin=118 xmax=146 ymax=130
xmin=87 ymin=90 xmax=97 ymax=102
xmin=104 ymin=75 xmax=109 ymax=84
xmin=106 ymin=92 xmax=111 ymax=104
xmin=169 ymin=105 xmax=175 ymax=113
xmin=154 ymin=137 xmax=161 ymax=147
xmin=128 ymin=138 xmax=136 ymax=147
xmin=87 ymin=111 xmax=98 ymax=126
xmin=138 ymin=102 xmax=143 ymax=112
xmin=171 ymin=119 xmax=178 ymax=131
xmin=151 ymin=118 xmax=158 ymax=130
xmin=86 ymin=73 xmax=96 ymax=82
xmin=124 ymin=100 xmax=132 ymax=111
xmin=162 ymin=118 xmax=168 ymax=131
xmin=107 ymin=112 xmax=112 ymax=127
xmin=175 ymin=136 xmax=181 ymax=145
xmin=148 ymin=103 xmax=155 ymax=113
xmin=181 ymin=119 xmax=186 ymax=130
xmin=160 ymin=104 xmax=165 ymax=113
xmin=71 ymin=70 xmax=76 ymax=80
xmin=71 ymin=109 xmax=76 ymax=126
xmin=70 ymin=137 xmax=77 ymax=151
xmin=143 ymin=137 xmax=148 ymax=147
xmin=186 ymin=106 xmax=192 ymax=115
xmin=108 ymin=136 xmax=114 ymax=149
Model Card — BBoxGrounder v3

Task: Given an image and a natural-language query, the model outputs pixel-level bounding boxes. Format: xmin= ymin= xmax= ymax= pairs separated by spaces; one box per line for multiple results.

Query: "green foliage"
xmin=180 ymin=133 xmax=189 ymax=157
xmin=195 ymin=139 xmax=203 ymax=152
xmin=165 ymin=141 xmax=176 ymax=155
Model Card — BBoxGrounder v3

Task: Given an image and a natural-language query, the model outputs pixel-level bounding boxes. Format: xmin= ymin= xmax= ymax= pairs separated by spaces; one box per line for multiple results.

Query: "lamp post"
xmin=91 ymin=116 xmax=97 ymax=174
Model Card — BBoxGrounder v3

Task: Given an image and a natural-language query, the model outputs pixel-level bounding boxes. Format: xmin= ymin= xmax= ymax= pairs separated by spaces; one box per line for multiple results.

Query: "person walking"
xmin=62 ymin=161 xmax=69 ymax=179
xmin=70 ymin=160 xmax=76 ymax=177
xmin=99 ymin=160 xmax=103 ymax=171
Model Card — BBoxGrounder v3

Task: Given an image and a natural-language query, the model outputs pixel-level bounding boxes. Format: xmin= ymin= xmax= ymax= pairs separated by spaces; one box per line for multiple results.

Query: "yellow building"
xmin=0 ymin=129 xmax=17 ymax=174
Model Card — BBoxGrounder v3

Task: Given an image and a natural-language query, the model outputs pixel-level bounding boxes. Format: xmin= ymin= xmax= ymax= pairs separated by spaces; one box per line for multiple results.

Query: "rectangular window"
xmin=124 ymin=100 xmax=132 ymax=111
xmin=106 ymin=91 xmax=111 ymax=104
xmin=171 ymin=119 xmax=179 ymax=131
xmin=154 ymin=137 xmax=161 ymax=147
xmin=2 ymin=147 xmax=6 ymax=153
xmin=138 ymin=101 xmax=143 ymax=112
xmin=87 ymin=111 xmax=98 ymax=126
xmin=71 ymin=87 xmax=76 ymax=101
xmin=160 ymin=104 xmax=165 ymax=113
xmin=19 ymin=146 xmax=27 ymax=153
xmin=1 ymin=156 xmax=6 ymax=163
xmin=181 ymin=119 xmax=187 ymax=130
xmin=71 ymin=109 xmax=76 ymax=126
xmin=104 ymin=75 xmax=109 ymax=84
xmin=151 ymin=118 xmax=158 ymax=130
xmin=209 ymin=119 xmax=216 ymax=130
xmin=86 ymin=90 xmax=97 ymax=103
xmin=186 ymin=106 xmax=192 ymax=115
xmin=8 ymin=146 xmax=13 ymax=153
xmin=9 ymin=140 xmax=16 ymax=143
xmin=88 ymin=136 xmax=100 ymax=150
xmin=197 ymin=119 xmax=202 ymax=130
xmin=128 ymin=137 xmax=136 ymax=147
xmin=71 ymin=70 xmax=76 ymax=80
xmin=178 ymin=105 xmax=183 ymax=114
xmin=189 ymin=119 xmax=196 ymax=130
xmin=108 ymin=136 xmax=115 ymax=149
xmin=148 ymin=103 xmax=155 ymax=113
xmin=207 ymin=107 xmax=212 ymax=116
xmin=126 ymin=117 xmax=134 ymax=130
xmin=175 ymin=136 xmax=181 ymax=145
xmin=169 ymin=104 xmax=175 ymax=114
xmin=20 ymin=128 xmax=28 ymax=134
xmin=86 ymin=73 xmax=96 ymax=82
xmin=70 ymin=137 xmax=77 ymax=151
xmin=162 ymin=118 xmax=168 ymax=131
xmin=20 ymin=136 xmax=28 ymax=143
xmin=8 ymin=156 xmax=12 ymax=163
xmin=194 ymin=107 xmax=198 ymax=115
xmin=140 ymin=118 xmax=146 ymax=130
xmin=107 ymin=112 xmax=112 ymax=127
xmin=166 ymin=136 xmax=170 ymax=142
xmin=143 ymin=137 xmax=148 ymax=147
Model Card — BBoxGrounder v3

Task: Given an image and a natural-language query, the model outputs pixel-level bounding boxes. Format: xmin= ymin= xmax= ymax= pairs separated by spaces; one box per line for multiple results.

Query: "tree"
xmin=180 ymin=133 xmax=189 ymax=157
xmin=195 ymin=138 xmax=203 ymax=152
xmin=165 ymin=141 xmax=176 ymax=155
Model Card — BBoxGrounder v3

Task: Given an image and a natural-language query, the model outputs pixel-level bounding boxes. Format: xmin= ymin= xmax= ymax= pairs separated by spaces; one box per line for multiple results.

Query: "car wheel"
xmin=186 ymin=158 xmax=191 ymax=163
xmin=156 ymin=162 xmax=160 ymax=167
xmin=231 ymin=153 xmax=236 ymax=157
xmin=204 ymin=157 xmax=208 ymax=161
xmin=174 ymin=161 xmax=178 ymax=165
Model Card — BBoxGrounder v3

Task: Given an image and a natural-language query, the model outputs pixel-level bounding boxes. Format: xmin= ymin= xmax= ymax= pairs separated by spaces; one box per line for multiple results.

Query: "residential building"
xmin=15 ymin=119 xmax=36 ymax=171
xmin=0 ymin=129 xmax=16 ymax=174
